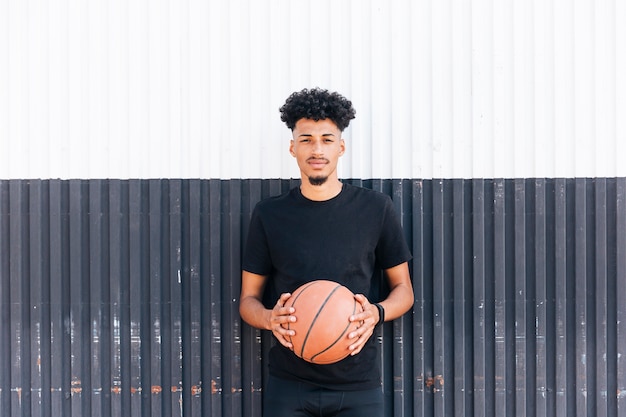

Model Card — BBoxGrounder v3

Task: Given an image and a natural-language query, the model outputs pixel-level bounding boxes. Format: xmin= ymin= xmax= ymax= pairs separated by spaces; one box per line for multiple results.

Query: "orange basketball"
xmin=282 ymin=280 xmax=363 ymax=364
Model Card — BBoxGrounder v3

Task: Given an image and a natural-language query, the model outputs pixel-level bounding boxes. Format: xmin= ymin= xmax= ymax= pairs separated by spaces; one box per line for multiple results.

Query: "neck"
xmin=299 ymin=177 xmax=343 ymax=201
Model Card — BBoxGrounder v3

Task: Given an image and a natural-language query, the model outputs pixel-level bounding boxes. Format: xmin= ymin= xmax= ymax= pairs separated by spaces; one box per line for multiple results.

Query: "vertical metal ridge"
xmin=48 ymin=179 xmax=71 ymax=415
xmin=534 ymin=178 xmax=555 ymax=417
xmin=513 ymin=179 xmax=533 ymax=416
xmin=220 ymin=179 xmax=243 ymax=415
xmin=30 ymin=180 xmax=53 ymax=417
xmin=109 ymin=179 xmax=131 ymax=416
xmin=492 ymin=178 xmax=509 ymax=415
xmin=0 ymin=181 xmax=9 ymax=416
xmin=574 ymin=179 xmax=593 ymax=415
xmin=553 ymin=178 xmax=571 ymax=416
xmin=239 ymin=179 xmax=263 ymax=417
xmin=204 ymin=179 xmax=224 ymax=416
xmin=160 ymin=178 xmax=178 ymax=416
xmin=66 ymin=180 xmax=90 ymax=416
xmin=430 ymin=179 xmax=448 ymax=415
xmin=390 ymin=179 xmax=415 ymax=417
xmin=411 ymin=178 xmax=428 ymax=417
xmin=472 ymin=178 xmax=489 ymax=417
xmin=615 ymin=178 xmax=626 ymax=415
xmin=452 ymin=179 xmax=473 ymax=417
xmin=167 ymin=180 xmax=184 ymax=416
xmin=184 ymin=179 xmax=203 ymax=417
xmin=88 ymin=179 xmax=110 ymax=417
xmin=9 ymin=180 xmax=32 ymax=416
xmin=147 ymin=179 xmax=165 ymax=417
xmin=129 ymin=179 xmax=151 ymax=416
xmin=179 ymin=179 xmax=192 ymax=417
xmin=594 ymin=178 xmax=611 ymax=417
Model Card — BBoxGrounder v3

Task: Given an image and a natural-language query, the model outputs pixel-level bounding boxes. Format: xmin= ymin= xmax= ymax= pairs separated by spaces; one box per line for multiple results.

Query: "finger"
xmin=273 ymin=294 xmax=295 ymax=318
xmin=272 ymin=308 xmax=295 ymax=321
xmin=271 ymin=310 xmax=296 ymax=330
xmin=348 ymin=334 xmax=369 ymax=355
xmin=272 ymin=324 xmax=295 ymax=348
xmin=277 ymin=292 xmax=292 ymax=306
xmin=350 ymin=345 xmax=363 ymax=355
xmin=280 ymin=340 xmax=293 ymax=349
xmin=353 ymin=293 xmax=369 ymax=310
xmin=347 ymin=321 xmax=375 ymax=355
xmin=274 ymin=333 xmax=294 ymax=349
xmin=349 ymin=310 xmax=369 ymax=323
xmin=349 ymin=311 xmax=373 ymax=325
xmin=350 ymin=294 xmax=373 ymax=321
xmin=348 ymin=322 xmax=373 ymax=340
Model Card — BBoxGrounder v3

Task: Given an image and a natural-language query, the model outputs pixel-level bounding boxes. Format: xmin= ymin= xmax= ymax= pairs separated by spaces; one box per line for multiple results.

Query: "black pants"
xmin=263 ymin=375 xmax=384 ymax=417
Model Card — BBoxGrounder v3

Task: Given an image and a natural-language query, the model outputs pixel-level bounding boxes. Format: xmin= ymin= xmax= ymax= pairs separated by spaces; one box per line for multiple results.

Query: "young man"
xmin=239 ymin=88 xmax=414 ymax=416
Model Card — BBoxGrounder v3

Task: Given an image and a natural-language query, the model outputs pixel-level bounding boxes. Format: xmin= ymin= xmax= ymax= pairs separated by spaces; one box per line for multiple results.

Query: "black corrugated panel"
xmin=0 ymin=178 xmax=625 ymax=417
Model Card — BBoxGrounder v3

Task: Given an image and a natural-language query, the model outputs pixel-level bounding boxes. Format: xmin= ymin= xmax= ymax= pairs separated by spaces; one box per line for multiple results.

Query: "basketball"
xmin=282 ymin=280 xmax=363 ymax=364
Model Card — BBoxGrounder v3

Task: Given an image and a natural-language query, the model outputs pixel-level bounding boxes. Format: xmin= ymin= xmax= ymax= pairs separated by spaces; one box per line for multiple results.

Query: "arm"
xmin=239 ymin=270 xmax=296 ymax=348
xmin=374 ymin=261 xmax=414 ymax=321
xmin=348 ymin=261 xmax=414 ymax=355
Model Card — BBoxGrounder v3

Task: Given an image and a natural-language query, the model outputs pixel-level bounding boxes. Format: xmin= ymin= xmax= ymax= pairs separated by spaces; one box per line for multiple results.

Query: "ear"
xmin=289 ymin=140 xmax=296 ymax=156
xmin=339 ymin=139 xmax=346 ymax=156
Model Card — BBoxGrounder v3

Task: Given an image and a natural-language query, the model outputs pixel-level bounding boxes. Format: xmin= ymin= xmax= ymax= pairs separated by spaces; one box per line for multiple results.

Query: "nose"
xmin=312 ymin=139 xmax=323 ymax=156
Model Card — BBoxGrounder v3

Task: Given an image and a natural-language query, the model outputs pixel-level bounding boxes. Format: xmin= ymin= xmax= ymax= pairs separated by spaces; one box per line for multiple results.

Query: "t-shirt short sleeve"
xmin=242 ymin=205 xmax=273 ymax=276
xmin=375 ymin=196 xmax=412 ymax=270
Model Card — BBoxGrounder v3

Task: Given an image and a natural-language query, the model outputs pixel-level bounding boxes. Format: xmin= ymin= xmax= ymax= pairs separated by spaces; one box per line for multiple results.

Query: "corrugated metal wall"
xmin=2 ymin=0 xmax=624 ymax=180
xmin=1 ymin=177 xmax=625 ymax=416
xmin=2 ymin=3 xmax=626 ymax=417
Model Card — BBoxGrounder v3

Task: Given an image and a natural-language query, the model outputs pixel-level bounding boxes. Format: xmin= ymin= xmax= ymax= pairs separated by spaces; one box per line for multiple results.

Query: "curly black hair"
xmin=279 ymin=88 xmax=356 ymax=131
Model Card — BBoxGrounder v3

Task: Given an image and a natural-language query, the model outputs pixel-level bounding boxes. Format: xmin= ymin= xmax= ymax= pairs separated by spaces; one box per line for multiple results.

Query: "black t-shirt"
xmin=242 ymin=183 xmax=412 ymax=390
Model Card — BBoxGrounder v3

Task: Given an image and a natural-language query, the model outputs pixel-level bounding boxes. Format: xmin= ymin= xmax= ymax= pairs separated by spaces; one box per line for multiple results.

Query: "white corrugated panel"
xmin=1 ymin=0 xmax=624 ymax=180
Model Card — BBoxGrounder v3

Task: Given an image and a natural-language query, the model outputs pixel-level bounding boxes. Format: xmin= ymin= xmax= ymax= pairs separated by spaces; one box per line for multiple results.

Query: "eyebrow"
xmin=298 ymin=133 xmax=336 ymax=138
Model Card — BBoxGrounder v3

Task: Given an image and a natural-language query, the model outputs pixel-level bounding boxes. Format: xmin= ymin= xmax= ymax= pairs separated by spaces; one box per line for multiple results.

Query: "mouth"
xmin=307 ymin=158 xmax=329 ymax=169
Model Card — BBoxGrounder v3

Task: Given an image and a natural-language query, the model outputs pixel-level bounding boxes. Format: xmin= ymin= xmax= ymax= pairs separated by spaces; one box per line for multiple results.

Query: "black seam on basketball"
xmin=299 ymin=283 xmax=342 ymax=359
xmin=310 ymin=296 xmax=358 ymax=363
xmin=285 ymin=281 xmax=318 ymax=342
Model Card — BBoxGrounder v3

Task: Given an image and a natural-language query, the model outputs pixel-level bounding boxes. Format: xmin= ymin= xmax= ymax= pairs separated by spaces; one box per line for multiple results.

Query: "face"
xmin=289 ymin=118 xmax=345 ymax=186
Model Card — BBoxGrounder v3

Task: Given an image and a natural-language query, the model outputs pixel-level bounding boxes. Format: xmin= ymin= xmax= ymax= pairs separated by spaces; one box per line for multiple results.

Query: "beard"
xmin=307 ymin=175 xmax=328 ymax=186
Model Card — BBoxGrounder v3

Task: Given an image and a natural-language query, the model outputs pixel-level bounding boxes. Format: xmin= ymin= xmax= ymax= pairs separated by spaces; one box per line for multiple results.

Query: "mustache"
xmin=307 ymin=157 xmax=329 ymax=163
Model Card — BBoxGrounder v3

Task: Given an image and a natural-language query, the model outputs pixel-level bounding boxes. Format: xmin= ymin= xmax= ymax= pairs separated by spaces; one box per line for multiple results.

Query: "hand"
xmin=347 ymin=294 xmax=379 ymax=356
xmin=270 ymin=293 xmax=297 ymax=349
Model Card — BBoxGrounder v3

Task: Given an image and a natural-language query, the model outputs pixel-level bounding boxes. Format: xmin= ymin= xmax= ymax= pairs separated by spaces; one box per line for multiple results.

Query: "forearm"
xmin=377 ymin=282 xmax=414 ymax=322
xmin=240 ymin=286 xmax=297 ymax=350
xmin=350 ymin=273 xmax=414 ymax=356
xmin=376 ymin=262 xmax=414 ymax=323
xmin=239 ymin=295 xmax=272 ymax=330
